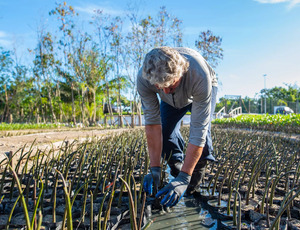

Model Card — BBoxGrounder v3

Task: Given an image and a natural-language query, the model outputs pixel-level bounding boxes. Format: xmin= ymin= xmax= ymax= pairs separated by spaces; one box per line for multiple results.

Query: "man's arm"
xmin=181 ymin=143 xmax=203 ymax=175
xmin=145 ymin=124 xmax=162 ymax=167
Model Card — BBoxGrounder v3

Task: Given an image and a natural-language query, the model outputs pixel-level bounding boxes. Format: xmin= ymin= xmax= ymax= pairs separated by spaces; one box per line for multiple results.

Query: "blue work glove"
xmin=143 ymin=167 xmax=161 ymax=195
xmin=156 ymin=171 xmax=191 ymax=207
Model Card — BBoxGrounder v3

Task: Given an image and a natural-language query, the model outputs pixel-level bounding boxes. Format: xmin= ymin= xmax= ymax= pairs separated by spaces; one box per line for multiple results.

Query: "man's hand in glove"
xmin=143 ymin=167 xmax=161 ymax=195
xmin=155 ymin=171 xmax=191 ymax=207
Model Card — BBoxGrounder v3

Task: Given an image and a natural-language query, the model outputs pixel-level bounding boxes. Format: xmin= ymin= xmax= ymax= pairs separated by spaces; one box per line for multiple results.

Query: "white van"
xmin=274 ymin=106 xmax=294 ymax=115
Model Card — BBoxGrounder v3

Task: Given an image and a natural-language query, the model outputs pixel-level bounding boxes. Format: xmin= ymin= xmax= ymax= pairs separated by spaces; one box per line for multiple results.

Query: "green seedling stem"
xmin=90 ymin=191 xmax=93 ymax=230
xmin=94 ymin=142 xmax=105 ymax=177
xmin=93 ymin=166 xmax=107 ymax=201
xmin=245 ymin=155 xmax=273 ymax=205
xmin=6 ymin=194 xmax=21 ymax=230
xmin=12 ymin=146 xmax=26 ymax=174
xmin=68 ymin=151 xmax=83 ymax=190
xmin=102 ymin=158 xmax=114 ymax=193
xmin=31 ymin=178 xmax=44 ymax=229
xmin=107 ymin=154 xmax=117 ymax=182
xmin=269 ymin=170 xmax=295 ymax=207
xmin=138 ymin=192 xmax=147 ymax=230
xmin=240 ymin=142 xmax=262 ymax=184
xmin=209 ymin=156 xmax=230 ymax=196
xmin=52 ymin=173 xmax=58 ymax=223
xmin=71 ymin=179 xmax=91 ymax=207
xmin=10 ymin=148 xmax=37 ymax=200
xmin=265 ymin=176 xmax=277 ymax=227
xmin=0 ymin=164 xmax=9 ymax=196
xmin=232 ymin=189 xmax=241 ymax=230
xmin=21 ymin=139 xmax=37 ymax=175
xmin=34 ymin=149 xmax=42 ymax=176
xmin=119 ymin=176 xmax=138 ymax=230
xmin=102 ymin=164 xmax=119 ymax=230
xmin=81 ymin=179 xmax=88 ymax=223
xmin=95 ymin=144 xmax=105 ymax=176
xmin=226 ymin=152 xmax=249 ymax=215
xmin=293 ymin=160 xmax=300 ymax=190
xmin=260 ymin=160 xmax=278 ymax=214
xmin=5 ymin=162 xmax=31 ymax=230
xmin=232 ymin=168 xmax=244 ymax=225
xmin=55 ymin=169 xmax=73 ymax=230
xmin=118 ymin=157 xmax=129 ymax=208
xmin=218 ymin=166 xmax=230 ymax=206
xmin=139 ymin=152 xmax=148 ymax=203
xmin=37 ymin=151 xmax=47 ymax=178
xmin=142 ymin=218 xmax=155 ymax=230
xmin=270 ymin=188 xmax=300 ymax=230
xmin=37 ymin=210 xmax=42 ymax=230
xmin=131 ymin=174 xmax=138 ymax=216
xmin=33 ymin=178 xmax=37 ymax=229
xmin=97 ymin=187 xmax=110 ymax=230
xmin=73 ymin=146 xmax=90 ymax=192
xmin=286 ymin=178 xmax=291 ymax=219
xmin=44 ymin=153 xmax=55 ymax=191
xmin=25 ymin=176 xmax=32 ymax=206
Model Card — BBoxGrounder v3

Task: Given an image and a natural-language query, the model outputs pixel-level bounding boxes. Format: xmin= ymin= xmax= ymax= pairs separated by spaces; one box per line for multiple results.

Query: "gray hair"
xmin=142 ymin=47 xmax=189 ymax=88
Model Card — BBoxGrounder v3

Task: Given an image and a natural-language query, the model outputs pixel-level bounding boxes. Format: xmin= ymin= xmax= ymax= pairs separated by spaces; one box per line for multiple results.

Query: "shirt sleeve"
xmin=189 ymin=73 xmax=212 ymax=147
xmin=137 ymin=70 xmax=161 ymax=125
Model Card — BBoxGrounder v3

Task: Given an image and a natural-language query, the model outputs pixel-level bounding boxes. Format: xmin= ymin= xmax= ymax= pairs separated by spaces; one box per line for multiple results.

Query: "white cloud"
xmin=254 ymin=0 xmax=300 ymax=8
xmin=0 ymin=30 xmax=8 ymax=38
xmin=75 ymin=4 xmax=126 ymax=17
xmin=0 ymin=39 xmax=11 ymax=47
xmin=0 ymin=31 xmax=12 ymax=47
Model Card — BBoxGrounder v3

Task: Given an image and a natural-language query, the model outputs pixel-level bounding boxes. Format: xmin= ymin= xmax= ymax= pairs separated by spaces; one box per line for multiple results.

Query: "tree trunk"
xmin=137 ymin=101 xmax=142 ymax=126
xmin=56 ymin=83 xmax=63 ymax=123
xmin=36 ymin=107 xmax=40 ymax=124
xmin=81 ymin=87 xmax=85 ymax=126
xmin=117 ymin=75 xmax=123 ymax=128
xmin=4 ymin=84 xmax=10 ymax=123
xmin=93 ymin=89 xmax=96 ymax=125
xmin=20 ymin=108 xmax=24 ymax=122
xmin=105 ymin=79 xmax=113 ymax=126
xmin=47 ymin=87 xmax=57 ymax=123
xmin=71 ymin=82 xmax=76 ymax=125
xmin=41 ymin=106 xmax=46 ymax=123
xmin=131 ymin=102 xmax=135 ymax=128
xmin=9 ymin=114 xmax=13 ymax=124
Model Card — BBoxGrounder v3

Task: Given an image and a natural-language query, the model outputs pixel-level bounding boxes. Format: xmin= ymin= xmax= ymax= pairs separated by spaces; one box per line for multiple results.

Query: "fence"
xmin=217 ymin=98 xmax=299 ymax=115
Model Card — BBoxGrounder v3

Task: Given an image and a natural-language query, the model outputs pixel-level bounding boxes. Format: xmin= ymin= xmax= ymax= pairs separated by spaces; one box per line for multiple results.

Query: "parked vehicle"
xmin=274 ymin=106 xmax=294 ymax=115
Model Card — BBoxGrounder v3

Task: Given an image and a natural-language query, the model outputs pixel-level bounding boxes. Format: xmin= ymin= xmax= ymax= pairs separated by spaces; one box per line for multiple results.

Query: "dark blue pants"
xmin=160 ymin=102 xmax=215 ymax=164
xmin=160 ymin=86 xmax=217 ymax=165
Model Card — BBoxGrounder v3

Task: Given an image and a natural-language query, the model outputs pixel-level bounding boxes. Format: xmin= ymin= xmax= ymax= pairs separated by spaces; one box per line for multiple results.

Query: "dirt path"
xmin=0 ymin=128 xmax=137 ymax=163
xmin=1 ymin=126 xmax=298 ymax=164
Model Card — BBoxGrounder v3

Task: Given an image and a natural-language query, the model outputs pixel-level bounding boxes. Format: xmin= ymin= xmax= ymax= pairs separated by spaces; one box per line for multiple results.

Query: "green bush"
xmin=212 ymin=114 xmax=300 ymax=134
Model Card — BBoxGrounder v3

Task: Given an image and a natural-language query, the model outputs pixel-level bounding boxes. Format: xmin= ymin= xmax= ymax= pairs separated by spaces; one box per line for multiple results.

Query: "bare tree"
xmin=195 ymin=30 xmax=223 ymax=68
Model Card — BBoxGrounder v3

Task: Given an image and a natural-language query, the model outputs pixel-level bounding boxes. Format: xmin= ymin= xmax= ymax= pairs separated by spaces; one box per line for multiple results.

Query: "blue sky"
xmin=0 ymin=0 xmax=299 ymax=100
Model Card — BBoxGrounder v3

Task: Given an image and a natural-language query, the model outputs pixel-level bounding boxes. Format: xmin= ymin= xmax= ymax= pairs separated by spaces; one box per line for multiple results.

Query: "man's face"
xmin=155 ymin=77 xmax=182 ymax=94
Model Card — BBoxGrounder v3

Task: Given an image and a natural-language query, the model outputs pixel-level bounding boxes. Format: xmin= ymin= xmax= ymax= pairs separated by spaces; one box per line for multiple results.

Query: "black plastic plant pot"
xmin=220 ymin=220 xmax=250 ymax=230
xmin=218 ymin=208 xmax=234 ymax=221
xmin=196 ymin=188 xmax=219 ymax=200
xmin=207 ymin=199 xmax=227 ymax=211
xmin=200 ymin=182 xmax=214 ymax=190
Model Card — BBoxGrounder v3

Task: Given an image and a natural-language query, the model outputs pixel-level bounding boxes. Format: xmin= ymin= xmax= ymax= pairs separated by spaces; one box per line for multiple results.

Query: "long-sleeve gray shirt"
xmin=137 ymin=47 xmax=217 ymax=147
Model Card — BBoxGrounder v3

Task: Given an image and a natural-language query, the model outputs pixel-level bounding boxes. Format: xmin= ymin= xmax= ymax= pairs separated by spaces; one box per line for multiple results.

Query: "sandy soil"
xmin=0 ymin=126 xmax=298 ymax=164
xmin=0 ymin=128 xmax=138 ymax=163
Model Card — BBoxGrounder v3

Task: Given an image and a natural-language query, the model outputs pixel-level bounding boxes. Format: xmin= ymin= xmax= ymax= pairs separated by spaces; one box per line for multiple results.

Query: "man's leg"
xmin=160 ymin=101 xmax=191 ymax=177
xmin=188 ymin=86 xmax=218 ymax=194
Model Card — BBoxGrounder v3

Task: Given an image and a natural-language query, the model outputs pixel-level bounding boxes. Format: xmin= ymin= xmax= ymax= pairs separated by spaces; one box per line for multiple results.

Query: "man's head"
xmin=142 ymin=47 xmax=189 ymax=94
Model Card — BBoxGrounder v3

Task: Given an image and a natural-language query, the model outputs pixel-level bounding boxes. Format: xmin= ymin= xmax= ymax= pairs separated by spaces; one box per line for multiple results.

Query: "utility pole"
xmin=263 ymin=74 xmax=267 ymax=114
xmin=297 ymin=88 xmax=299 ymax=114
